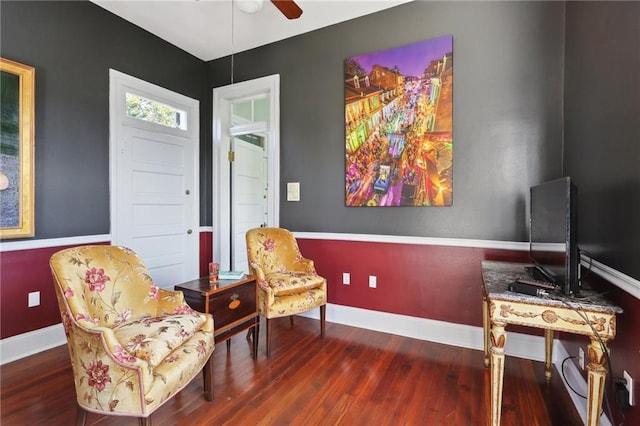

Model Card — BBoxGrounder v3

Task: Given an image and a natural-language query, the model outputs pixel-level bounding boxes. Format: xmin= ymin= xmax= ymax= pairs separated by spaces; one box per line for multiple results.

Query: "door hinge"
xmin=228 ymin=151 xmax=235 ymax=162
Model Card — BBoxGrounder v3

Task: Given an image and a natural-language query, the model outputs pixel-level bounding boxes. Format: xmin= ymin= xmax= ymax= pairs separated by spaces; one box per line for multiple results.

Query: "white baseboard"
xmin=300 ymin=303 xmax=548 ymax=361
xmin=0 ymin=323 xmax=66 ymax=365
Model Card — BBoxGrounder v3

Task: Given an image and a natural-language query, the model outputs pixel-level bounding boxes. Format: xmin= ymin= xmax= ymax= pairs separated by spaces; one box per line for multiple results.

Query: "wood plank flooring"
xmin=0 ymin=316 xmax=583 ymax=425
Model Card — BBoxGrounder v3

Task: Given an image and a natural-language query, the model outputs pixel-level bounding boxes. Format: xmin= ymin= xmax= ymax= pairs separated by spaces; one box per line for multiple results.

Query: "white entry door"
xmin=231 ymin=136 xmax=268 ymax=272
xmin=109 ymin=70 xmax=200 ymax=288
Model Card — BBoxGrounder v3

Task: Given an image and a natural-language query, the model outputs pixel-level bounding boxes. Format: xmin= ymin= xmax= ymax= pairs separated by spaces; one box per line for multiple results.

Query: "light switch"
xmin=287 ymin=182 xmax=300 ymax=201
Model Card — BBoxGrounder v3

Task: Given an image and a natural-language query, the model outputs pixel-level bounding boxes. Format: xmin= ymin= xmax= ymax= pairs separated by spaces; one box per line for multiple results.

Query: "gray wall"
xmin=208 ymin=1 xmax=566 ymax=242
xmin=0 ymin=1 xmax=208 ymax=239
xmin=3 ymin=1 xmax=637 ymax=281
xmin=564 ymin=1 xmax=640 ymax=279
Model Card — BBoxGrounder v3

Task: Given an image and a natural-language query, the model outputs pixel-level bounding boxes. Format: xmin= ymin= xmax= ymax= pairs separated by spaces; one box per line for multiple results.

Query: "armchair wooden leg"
xmin=266 ymin=318 xmax=272 ymax=357
xmin=75 ymin=406 xmax=87 ymax=426
xmin=320 ymin=304 xmax=326 ymax=339
xmin=203 ymin=354 xmax=214 ymax=402
xmin=253 ymin=317 xmax=260 ymax=360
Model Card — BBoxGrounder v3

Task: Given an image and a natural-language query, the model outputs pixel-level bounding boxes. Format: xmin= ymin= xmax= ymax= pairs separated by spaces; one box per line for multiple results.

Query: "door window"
xmin=125 ymin=93 xmax=187 ymax=130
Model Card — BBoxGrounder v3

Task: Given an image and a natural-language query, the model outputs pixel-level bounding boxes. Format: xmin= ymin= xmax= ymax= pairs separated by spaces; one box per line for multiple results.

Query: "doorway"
xmin=212 ymin=75 xmax=280 ymax=272
xmin=109 ymin=69 xmax=200 ymax=287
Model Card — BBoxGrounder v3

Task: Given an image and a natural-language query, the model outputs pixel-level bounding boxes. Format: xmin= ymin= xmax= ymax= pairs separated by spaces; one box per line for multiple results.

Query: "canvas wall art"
xmin=345 ymin=35 xmax=453 ymax=207
xmin=1 ymin=57 xmax=35 ymax=238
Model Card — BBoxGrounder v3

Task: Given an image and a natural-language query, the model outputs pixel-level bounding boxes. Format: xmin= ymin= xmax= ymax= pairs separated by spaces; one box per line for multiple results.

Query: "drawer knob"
xmin=229 ymin=293 xmax=240 ymax=309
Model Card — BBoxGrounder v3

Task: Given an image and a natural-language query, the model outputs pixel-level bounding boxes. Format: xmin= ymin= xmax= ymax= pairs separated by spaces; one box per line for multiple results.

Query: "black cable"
xmin=561 ymin=355 xmax=587 ymax=399
xmin=578 ymin=247 xmax=593 ymax=282
xmin=544 ymin=251 xmax=625 ymax=425
xmin=554 ymin=297 xmax=624 ymax=425
xmin=575 ymin=248 xmax=625 ymax=426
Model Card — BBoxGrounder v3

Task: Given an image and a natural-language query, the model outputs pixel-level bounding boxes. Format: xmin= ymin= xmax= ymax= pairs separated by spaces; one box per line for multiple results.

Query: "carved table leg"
xmin=544 ymin=328 xmax=554 ymax=382
xmin=483 ymin=295 xmax=490 ymax=367
xmin=490 ymin=321 xmax=507 ymax=426
xmin=586 ymin=337 xmax=608 ymax=426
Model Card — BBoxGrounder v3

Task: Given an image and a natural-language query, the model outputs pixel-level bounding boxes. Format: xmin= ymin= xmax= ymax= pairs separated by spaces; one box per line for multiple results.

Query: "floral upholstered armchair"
xmin=50 ymin=245 xmax=215 ymax=425
xmin=245 ymin=227 xmax=327 ymax=356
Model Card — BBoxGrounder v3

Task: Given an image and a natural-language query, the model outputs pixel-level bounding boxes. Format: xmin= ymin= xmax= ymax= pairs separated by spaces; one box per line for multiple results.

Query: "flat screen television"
xmin=529 ymin=177 xmax=580 ymax=296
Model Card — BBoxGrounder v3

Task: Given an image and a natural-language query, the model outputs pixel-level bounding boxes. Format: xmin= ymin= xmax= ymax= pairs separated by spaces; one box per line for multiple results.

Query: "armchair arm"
xmin=156 ymin=287 xmax=188 ymax=315
xmin=71 ymin=320 xmax=149 ymax=369
xmin=250 ymin=262 xmax=273 ymax=294
xmin=293 ymin=257 xmax=317 ymax=274
xmin=65 ymin=320 xmax=153 ymax=415
xmin=250 ymin=262 xmax=267 ymax=281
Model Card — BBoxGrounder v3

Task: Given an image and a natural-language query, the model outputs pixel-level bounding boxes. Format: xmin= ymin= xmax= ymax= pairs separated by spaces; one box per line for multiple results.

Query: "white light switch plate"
xmin=287 ymin=182 xmax=300 ymax=201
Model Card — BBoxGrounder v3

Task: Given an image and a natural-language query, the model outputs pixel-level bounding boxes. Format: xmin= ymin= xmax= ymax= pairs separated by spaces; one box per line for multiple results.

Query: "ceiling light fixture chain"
xmin=231 ymin=0 xmax=235 ymax=85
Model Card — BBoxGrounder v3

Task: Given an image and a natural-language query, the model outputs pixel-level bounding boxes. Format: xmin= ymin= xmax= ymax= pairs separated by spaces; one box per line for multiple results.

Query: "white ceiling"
xmin=91 ymin=0 xmax=413 ymax=61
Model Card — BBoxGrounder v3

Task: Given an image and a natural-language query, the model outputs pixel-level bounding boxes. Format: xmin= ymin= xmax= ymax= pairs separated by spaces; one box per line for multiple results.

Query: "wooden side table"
xmin=481 ymin=261 xmax=622 ymax=426
xmin=175 ymin=275 xmax=259 ymax=359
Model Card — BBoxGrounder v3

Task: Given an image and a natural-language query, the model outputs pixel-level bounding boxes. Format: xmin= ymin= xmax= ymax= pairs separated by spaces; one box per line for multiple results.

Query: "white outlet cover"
xmin=368 ymin=275 xmax=377 ymax=288
xmin=624 ymin=370 xmax=635 ymax=406
xmin=342 ymin=273 xmax=350 ymax=285
xmin=28 ymin=291 xmax=40 ymax=307
xmin=578 ymin=347 xmax=585 ymax=370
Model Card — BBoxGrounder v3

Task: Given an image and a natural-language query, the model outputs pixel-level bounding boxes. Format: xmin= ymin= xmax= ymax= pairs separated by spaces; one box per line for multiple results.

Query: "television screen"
xmin=529 ymin=177 xmax=579 ymax=295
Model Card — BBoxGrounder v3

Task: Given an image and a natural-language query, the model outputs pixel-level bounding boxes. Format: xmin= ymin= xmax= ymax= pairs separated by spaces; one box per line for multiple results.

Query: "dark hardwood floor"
xmin=1 ymin=316 xmax=583 ymax=425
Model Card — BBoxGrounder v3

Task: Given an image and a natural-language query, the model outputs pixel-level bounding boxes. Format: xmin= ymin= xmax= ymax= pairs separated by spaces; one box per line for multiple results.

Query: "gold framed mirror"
xmin=1 ymin=57 xmax=35 ymax=239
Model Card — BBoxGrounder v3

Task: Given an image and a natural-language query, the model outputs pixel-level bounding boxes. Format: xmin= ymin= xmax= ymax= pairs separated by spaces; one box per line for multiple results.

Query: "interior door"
xmin=231 ymin=136 xmax=268 ymax=272
xmin=212 ymin=75 xmax=280 ymax=272
xmin=110 ymin=70 xmax=199 ymax=288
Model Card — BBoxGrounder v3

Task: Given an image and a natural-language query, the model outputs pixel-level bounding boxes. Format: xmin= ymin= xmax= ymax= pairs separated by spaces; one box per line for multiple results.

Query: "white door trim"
xmin=212 ymin=75 xmax=280 ymax=270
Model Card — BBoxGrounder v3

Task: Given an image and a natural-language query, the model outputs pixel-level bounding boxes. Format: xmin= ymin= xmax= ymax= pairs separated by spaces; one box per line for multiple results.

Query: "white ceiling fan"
xmin=238 ymin=0 xmax=303 ymax=19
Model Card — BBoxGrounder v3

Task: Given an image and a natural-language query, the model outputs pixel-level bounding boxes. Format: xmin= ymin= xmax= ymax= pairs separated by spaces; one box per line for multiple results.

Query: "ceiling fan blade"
xmin=271 ymin=0 xmax=303 ymax=19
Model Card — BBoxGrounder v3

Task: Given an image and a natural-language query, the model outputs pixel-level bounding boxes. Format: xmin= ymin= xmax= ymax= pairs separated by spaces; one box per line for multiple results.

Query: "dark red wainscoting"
xmin=297 ymin=238 xmax=530 ymax=327
xmin=0 ymin=243 xmax=109 ymax=339
xmin=199 ymin=231 xmax=213 ymax=278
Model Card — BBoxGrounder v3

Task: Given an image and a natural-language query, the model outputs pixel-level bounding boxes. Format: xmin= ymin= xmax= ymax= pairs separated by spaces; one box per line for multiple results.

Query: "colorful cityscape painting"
xmin=345 ymin=35 xmax=453 ymax=207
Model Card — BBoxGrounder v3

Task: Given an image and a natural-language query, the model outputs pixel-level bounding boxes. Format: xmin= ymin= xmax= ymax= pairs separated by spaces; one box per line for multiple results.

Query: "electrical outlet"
xmin=28 ymin=291 xmax=40 ymax=308
xmin=623 ymin=370 xmax=635 ymax=406
xmin=368 ymin=275 xmax=377 ymax=288
xmin=342 ymin=272 xmax=350 ymax=285
xmin=578 ymin=347 xmax=585 ymax=370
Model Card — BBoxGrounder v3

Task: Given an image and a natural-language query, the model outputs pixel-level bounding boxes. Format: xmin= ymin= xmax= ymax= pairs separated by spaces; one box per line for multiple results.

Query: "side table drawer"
xmin=210 ymin=282 xmax=257 ymax=332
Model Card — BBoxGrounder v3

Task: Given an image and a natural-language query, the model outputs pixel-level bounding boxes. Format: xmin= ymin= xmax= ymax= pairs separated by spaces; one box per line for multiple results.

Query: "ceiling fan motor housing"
xmin=237 ymin=0 xmax=303 ymax=20
xmin=237 ymin=0 xmax=264 ymax=14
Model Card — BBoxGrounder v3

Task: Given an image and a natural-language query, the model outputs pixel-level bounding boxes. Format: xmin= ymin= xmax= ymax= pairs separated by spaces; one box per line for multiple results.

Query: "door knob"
xmin=187 ymin=229 xmax=193 ymax=234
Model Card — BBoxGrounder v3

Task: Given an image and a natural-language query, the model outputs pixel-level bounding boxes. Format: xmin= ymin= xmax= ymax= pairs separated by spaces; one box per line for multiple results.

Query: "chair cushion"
xmin=113 ymin=313 xmax=206 ymax=367
xmin=265 ymin=272 xmax=325 ymax=296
